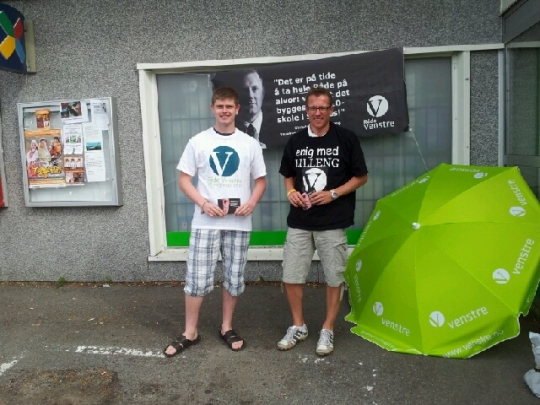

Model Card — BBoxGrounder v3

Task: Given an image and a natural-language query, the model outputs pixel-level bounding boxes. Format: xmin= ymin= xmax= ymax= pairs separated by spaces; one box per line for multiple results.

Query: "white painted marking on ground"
xmin=314 ymin=358 xmax=325 ymax=363
xmin=75 ymin=346 xmax=163 ymax=358
xmin=0 ymin=358 xmax=19 ymax=377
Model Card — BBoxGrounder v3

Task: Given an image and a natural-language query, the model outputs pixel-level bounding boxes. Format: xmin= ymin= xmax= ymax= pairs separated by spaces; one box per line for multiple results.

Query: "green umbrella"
xmin=344 ymin=163 xmax=540 ymax=358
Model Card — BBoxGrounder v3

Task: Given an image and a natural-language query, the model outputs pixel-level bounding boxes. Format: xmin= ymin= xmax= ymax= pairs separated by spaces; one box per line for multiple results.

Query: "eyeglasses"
xmin=307 ymin=106 xmax=331 ymax=113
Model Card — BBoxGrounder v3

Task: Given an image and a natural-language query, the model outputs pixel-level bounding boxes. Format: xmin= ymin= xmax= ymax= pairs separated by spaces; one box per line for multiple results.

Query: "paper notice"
xmin=90 ymin=99 xmax=110 ymax=130
xmin=84 ymin=152 xmax=106 ymax=182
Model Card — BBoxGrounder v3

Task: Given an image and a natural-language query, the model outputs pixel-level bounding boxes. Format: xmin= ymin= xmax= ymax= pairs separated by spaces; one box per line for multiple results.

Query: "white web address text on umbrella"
xmin=443 ymin=329 xmax=504 ymax=358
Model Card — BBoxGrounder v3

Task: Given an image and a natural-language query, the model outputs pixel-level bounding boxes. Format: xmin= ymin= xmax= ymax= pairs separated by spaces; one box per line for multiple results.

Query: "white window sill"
xmin=148 ymin=247 xmax=355 ymax=262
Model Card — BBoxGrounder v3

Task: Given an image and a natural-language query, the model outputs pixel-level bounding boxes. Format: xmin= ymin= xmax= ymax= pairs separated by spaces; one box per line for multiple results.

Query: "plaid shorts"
xmin=184 ymin=229 xmax=250 ymax=297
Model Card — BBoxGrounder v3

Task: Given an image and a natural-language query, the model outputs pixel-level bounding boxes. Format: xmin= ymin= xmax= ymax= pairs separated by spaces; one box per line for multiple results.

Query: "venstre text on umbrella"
xmin=508 ymin=179 xmax=528 ymax=206
xmin=513 ymin=238 xmax=535 ymax=275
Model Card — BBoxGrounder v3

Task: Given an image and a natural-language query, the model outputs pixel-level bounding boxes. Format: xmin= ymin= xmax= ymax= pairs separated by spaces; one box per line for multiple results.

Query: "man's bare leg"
xmin=164 ymin=294 xmax=203 ymax=356
xmin=221 ymin=288 xmax=243 ymax=350
xmin=284 ymin=283 xmax=305 ymax=326
xmin=321 ymin=284 xmax=341 ymax=331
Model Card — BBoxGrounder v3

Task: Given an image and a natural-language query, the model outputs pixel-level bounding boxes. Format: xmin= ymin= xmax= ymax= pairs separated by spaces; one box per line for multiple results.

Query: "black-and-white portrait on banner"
xmin=211 ymin=48 xmax=409 ymax=149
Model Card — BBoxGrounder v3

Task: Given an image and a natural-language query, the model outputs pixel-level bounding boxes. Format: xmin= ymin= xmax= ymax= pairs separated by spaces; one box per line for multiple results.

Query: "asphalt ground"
xmin=0 ymin=282 xmax=539 ymax=405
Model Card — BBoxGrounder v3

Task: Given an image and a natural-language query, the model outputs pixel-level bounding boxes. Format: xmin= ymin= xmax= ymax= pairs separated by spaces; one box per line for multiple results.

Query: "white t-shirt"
xmin=177 ymin=127 xmax=267 ymax=231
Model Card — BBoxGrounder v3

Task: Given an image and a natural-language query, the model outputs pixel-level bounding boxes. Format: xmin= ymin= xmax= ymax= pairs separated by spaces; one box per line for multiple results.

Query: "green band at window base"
xmin=166 ymin=230 xmax=363 ymax=247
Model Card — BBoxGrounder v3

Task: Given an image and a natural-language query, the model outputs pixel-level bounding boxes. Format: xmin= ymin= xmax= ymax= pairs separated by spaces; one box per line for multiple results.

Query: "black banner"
xmin=211 ymin=48 xmax=408 ymax=149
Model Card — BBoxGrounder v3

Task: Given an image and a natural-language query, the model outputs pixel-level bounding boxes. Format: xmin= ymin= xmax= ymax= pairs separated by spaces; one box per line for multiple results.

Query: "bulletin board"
xmin=17 ymin=97 xmax=122 ymax=207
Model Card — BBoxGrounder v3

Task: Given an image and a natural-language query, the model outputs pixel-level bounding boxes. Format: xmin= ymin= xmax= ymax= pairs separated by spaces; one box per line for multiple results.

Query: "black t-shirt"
xmin=279 ymin=123 xmax=369 ymax=231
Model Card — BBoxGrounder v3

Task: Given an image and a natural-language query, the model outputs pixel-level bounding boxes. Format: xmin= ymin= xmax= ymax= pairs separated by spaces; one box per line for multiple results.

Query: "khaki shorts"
xmin=282 ymin=228 xmax=348 ymax=287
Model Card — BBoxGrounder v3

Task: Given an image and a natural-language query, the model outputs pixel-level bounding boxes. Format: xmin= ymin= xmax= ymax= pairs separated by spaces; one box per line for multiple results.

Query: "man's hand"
xmin=235 ymin=202 xmax=255 ymax=216
xmin=310 ymin=190 xmax=333 ymax=205
xmin=201 ymin=202 xmax=225 ymax=217
xmin=287 ymin=190 xmax=305 ymax=208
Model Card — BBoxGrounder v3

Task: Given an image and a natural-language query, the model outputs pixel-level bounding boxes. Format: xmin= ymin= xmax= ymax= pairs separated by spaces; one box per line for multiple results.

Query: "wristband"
xmin=287 ymin=189 xmax=297 ymax=197
xmin=201 ymin=201 xmax=207 ymax=213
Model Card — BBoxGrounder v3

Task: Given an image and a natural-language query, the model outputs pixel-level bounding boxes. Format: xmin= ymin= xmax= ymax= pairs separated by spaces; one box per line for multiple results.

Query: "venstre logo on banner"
xmin=0 ymin=3 xmax=26 ymax=73
xmin=364 ymin=95 xmax=397 ymax=131
xmin=212 ymin=48 xmax=409 ymax=148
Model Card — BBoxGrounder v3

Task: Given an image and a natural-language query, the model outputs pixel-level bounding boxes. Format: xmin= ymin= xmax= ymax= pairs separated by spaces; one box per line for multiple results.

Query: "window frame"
xmin=138 ymin=44 xmax=503 ymax=261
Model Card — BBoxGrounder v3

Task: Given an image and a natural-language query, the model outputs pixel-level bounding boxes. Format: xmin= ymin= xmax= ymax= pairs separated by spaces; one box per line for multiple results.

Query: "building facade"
xmin=0 ymin=0 xmax=532 ymax=282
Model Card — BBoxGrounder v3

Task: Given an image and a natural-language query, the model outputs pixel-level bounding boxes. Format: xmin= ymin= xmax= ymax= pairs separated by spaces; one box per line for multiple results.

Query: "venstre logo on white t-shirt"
xmin=209 ymin=146 xmax=240 ymax=177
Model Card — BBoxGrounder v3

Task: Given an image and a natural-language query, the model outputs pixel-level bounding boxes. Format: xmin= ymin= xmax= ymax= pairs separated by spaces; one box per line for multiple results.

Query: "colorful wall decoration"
xmin=0 ymin=3 xmax=26 ymax=73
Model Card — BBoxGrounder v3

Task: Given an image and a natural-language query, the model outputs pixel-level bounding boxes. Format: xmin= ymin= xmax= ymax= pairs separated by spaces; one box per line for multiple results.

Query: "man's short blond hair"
xmin=212 ymin=87 xmax=239 ymax=105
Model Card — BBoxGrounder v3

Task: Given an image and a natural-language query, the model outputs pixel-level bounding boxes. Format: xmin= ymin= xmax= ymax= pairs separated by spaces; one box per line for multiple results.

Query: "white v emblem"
xmin=210 ymin=151 xmax=233 ymax=176
xmin=368 ymin=99 xmax=382 ymax=116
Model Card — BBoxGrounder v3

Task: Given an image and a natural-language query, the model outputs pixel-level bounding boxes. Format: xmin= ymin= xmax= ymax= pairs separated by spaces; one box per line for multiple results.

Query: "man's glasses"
xmin=307 ymin=106 xmax=331 ymax=113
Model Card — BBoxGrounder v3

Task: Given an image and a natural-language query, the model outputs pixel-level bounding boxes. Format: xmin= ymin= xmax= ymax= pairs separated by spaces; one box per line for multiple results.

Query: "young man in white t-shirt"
xmin=164 ymin=87 xmax=267 ymax=357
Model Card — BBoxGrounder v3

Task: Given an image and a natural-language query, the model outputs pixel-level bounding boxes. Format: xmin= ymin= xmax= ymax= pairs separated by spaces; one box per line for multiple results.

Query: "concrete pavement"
xmin=0 ymin=282 xmax=539 ymax=404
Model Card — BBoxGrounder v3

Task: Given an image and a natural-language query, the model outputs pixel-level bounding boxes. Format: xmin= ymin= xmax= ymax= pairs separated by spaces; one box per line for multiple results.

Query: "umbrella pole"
xmin=408 ymin=127 xmax=428 ymax=172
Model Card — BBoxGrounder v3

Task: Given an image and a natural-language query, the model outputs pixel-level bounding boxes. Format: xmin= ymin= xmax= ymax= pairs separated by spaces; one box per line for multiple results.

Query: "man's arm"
xmin=310 ymin=174 xmax=368 ymax=206
xmin=235 ymin=176 xmax=266 ymax=216
xmin=178 ymin=171 xmax=224 ymax=217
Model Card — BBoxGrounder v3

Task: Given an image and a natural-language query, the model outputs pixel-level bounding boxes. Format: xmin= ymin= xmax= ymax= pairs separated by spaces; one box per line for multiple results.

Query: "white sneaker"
xmin=316 ymin=329 xmax=334 ymax=356
xmin=277 ymin=324 xmax=308 ymax=350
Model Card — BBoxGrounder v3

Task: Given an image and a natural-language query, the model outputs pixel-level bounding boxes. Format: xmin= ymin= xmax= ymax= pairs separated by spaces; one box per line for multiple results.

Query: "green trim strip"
xmin=347 ymin=230 xmax=362 ymax=245
xmin=166 ymin=230 xmax=363 ymax=247
xmin=166 ymin=232 xmax=191 ymax=246
xmin=249 ymin=231 xmax=287 ymax=245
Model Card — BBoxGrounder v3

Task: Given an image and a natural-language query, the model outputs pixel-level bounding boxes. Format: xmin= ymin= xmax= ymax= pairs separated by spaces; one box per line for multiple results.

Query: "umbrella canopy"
xmin=344 ymin=164 xmax=540 ymax=358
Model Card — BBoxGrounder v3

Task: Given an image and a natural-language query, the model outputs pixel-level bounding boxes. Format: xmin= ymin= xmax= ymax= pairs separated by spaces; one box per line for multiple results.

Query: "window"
xmin=505 ymin=21 xmax=540 ymax=197
xmin=155 ymin=57 xmax=452 ymax=247
xmin=139 ymin=47 xmax=488 ymax=259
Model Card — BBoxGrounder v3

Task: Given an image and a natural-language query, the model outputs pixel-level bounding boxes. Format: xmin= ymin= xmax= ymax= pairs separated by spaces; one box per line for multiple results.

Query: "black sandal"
xmin=219 ymin=329 xmax=246 ymax=351
xmin=163 ymin=334 xmax=201 ymax=358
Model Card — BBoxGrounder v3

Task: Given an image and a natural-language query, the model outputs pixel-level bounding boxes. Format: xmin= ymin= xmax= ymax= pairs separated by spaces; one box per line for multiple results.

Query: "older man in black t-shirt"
xmin=278 ymin=87 xmax=368 ymax=356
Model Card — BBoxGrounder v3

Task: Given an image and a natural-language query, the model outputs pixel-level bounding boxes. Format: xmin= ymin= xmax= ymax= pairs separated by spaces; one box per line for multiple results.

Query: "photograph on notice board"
xmin=85 ymin=141 xmax=102 ymax=151
xmin=64 ymin=155 xmax=84 ymax=169
xmin=64 ymin=155 xmax=86 ymax=186
xmin=65 ymin=170 xmax=85 ymax=185
xmin=63 ymin=123 xmax=84 ymax=155
xmin=24 ymin=130 xmax=66 ymax=188
xmin=35 ymin=109 xmax=51 ymax=130
xmin=61 ymin=101 xmax=89 ymax=124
